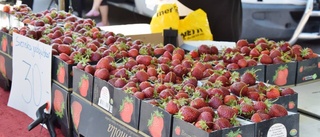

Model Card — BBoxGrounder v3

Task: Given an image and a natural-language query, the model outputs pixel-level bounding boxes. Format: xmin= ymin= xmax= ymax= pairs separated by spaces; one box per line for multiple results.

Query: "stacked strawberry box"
xmin=231 ymin=65 xmax=265 ymax=82
xmin=0 ymin=49 xmax=12 ymax=81
xmin=70 ymin=92 xmax=141 ymax=137
xmin=51 ymin=83 xmax=73 ymax=137
xmin=0 ymin=29 xmax=13 ymax=56
xmin=265 ymin=62 xmax=297 ymax=87
xmin=52 ymin=55 xmax=75 ymax=91
xmin=295 ymin=56 xmax=320 ymax=85
xmin=72 ymin=67 xmax=95 ymax=103
xmin=139 ymin=100 xmax=172 ymax=137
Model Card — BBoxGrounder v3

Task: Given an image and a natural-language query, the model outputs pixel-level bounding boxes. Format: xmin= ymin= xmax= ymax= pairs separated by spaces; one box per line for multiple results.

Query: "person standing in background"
xmin=21 ymin=0 xmax=34 ymax=9
xmin=178 ymin=0 xmax=242 ymax=42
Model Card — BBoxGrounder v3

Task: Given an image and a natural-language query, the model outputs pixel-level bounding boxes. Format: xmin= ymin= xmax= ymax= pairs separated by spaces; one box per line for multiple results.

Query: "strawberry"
xmin=114 ymin=78 xmax=128 ymax=88
xmin=173 ymin=64 xmax=188 ymax=77
xmin=195 ymin=120 xmax=210 ymax=131
xmin=266 ymin=86 xmax=280 ymax=99
xmin=71 ymin=101 xmax=82 ymax=130
xmin=197 ymin=111 xmax=214 ymax=128
xmin=272 ymin=56 xmax=285 ymax=64
xmin=173 ymin=47 xmax=185 ymax=57
xmin=230 ymin=81 xmax=249 ymax=97
xmin=217 ymin=105 xmax=237 ymax=120
xmin=259 ymin=54 xmax=272 ymax=64
xmin=226 ymin=63 xmax=240 ymax=71
xmin=142 ymin=87 xmax=155 ymax=98
xmin=254 ymin=37 xmax=268 ymax=45
xmin=190 ymin=97 xmax=208 ymax=109
xmin=215 ymin=75 xmax=230 ymax=87
xmin=251 ymin=112 xmax=263 ymax=123
xmin=237 ymin=58 xmax=248 ymax=68
xmin=176 ymin=106 xmax=200 ymax=123
xmin=136 ymin=55 xmax=153 ymax=66
xmin=249 ymin=48 xmax=260 ymax=59
xmin=58 ymin=44 xmax=72 ymax=55
xmin=239 ymin=101 xmax=255 ymax=118
xmin=268 ymin=104 xmax=288 ymax=117
xmin=172 ymin=53 xmax=183 ymax=61
xmin=78 ymin=74 xmax=89 ymax=97
xmin=189 ymin=50 xmax=199 ymax=58
xmin=213 ymin=117 xmax=232 ymax=130
xmin=135 ymin=70 xmax=149 ymax=82
xmin=224 ymin=95 xmax=238 ymax=106
xmin=236 ymin=39 xmax=249 ymax=48
xmin=182 ymin=76 xmax=198 ymax=87
xmin=253 ymin=100 xmax=269 ymax=112
xmin=240 ymin=70 xmax=257 ymax=86
xmin=133 ymin=92 xmax=145 ymax=100
xmin=154 ymin=47 xmax=166 ymax=56
xmin=269 ymin=49 xmax=281 ymax=59
xmin=191 ymin=67 xmax=204 ymax=80
xmin=96 ymin=57 xmax=111 ymax=70
xmin=278 ymin=41 xmax=291 ymax=52
xmin=159 ymin=88 xmax=175 ymax=99
xmin=94 ymin=68 xmax=110 ymax=80
xmin=53 ymin=89 xmax=65 ymax=118
xmin=210 ymin=46 xmax=219 ymax=55
xmin=163 ymin=72 xmax=177 ymax=83
xmin=148 ymin=110 xmax=164 ymax=137
xmin=119 ymin=96 xmax=134 ymax=123
xmin=246 ymin=91 xmax=260 ymax=101
xmin=165 ymin=98 xmax=187 ymax=114
xmin=246 ymin=59 xmax=258 ymax=67
xmin=208 ymin=96 xmax=223 ymax=109
xmin=281 ymin=87 xmax=295 ymax=96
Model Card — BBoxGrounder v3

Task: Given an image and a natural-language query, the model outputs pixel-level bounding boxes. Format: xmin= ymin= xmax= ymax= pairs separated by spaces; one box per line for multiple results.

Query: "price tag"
xmin=8 ymin=33 xmax=52 ymax=120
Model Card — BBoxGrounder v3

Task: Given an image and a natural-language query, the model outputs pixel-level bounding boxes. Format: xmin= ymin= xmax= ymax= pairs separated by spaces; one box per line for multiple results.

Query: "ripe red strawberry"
xmin=96 ymin=57 xmax=111 ymax=70
xmin=197 ymin=111 xmax=214 ymax=128
xmin=114 ymin=78 xmax=128 ymax=88
xmin=278 ymin=41 xmax=291 ymax=52
xmin=230 ymin=81 xmax=249 ymax=97
xmin=259 ymin=54 xmax=272 ymax=64
xmin=159 ymin=88 xmax=175 ymax=99
xmin=254 ymin=37 xmax=268 ymax=45
xmin=94 ymin=68 xmax=110 ymax=80
xmin=163 ymin=72 xmax=177 ymax=83
xmin=266 ymin=87 xmax=280 ymax=99
xmin=154 ymin=47 xmax=166 ymax=56
xmin=237 ymin=58 xmax=248 ymax=68
xmin=165 ymin=99 xmax=180 ymax=115
xmin=190 ymin=97 xmax=208 ymax=109
xmin=198 ymin=44 xmax=211 ymax=54
xmin=268 ymin=104 xmax=288 ymax=117
xmin=236 ymin=39 xmax=249 ymax=48
xmin=177 ymin=106 xmax=200 ymax=123
xmin=136 ymin=55 xmax=153 ymax=66
xmin=78 ymin=74 xmax=89 ymax=97
xmin=217 ymin=105 xmax=237 ymax=120
xmin=173 ymin=64 xmax=188 ymax=77
xmin=281 ymin=87 xmax=295 ymax=96
xmin=148 ymin=110 xmax=164 ymax=137
xmin=208 ymin=96 xmax=223 ymax=109
xmin=191 ymin=67 xmax=204 ymax=80
xmin=213 ymin=117 xmax=232 ymax=130
xmin=120 ymin=96 xmax=134 ymax=123
xmin=142 ymin=87 xmax=155 ymax=98
xmin=210 ymin=46 xmax=219 ymax=55
xmin=198 ymin=106 xmax=215 ymax=117
xmin=247 ymin=91 xmax=260 ymax=101
xmin=133 ymin=91 xmax=145 ymax=100
xmin=269 ymin=49 xmax=281 ymax=59
xmin=195 ymin=120 xmax=210 ymax=131
xmin=246 ymin=59 xmax=258 ymax=67
xmin=249 ymin=48 xmax=260 ymax=59
xmin=53 ymin=89 xmax=65 ymax=118
xmin=182 ymin=77 xmax=198 ymax=87
xmin=240 ymin=46 xmax=251 ymax=56
xmin=224 ymin=95 xmax=238 ymax=106
xmin=71 ymin=101 xmax=82 ymax=130
xmin=135 ymin=70 xmax=149 ymax=82
xmin=240 ymin=70 xmax=256 ymax=86
xmin=239 ymin=102 xmax=255 ymax=118
xmin=215 ymin=75 xmax=230 ymax=87
xmin=253 ymin=100 xmax=269 ymax=112
xmin=173 ymin=47 xmax=185 ymax=57
xmin=251 ymin=112 xmax=263 ymax=123
xmin=189 ymin=50 xmax=199 ymax=58
xmin=226 ymin=63 xmax=240 ymax=71
xmin=207 ymin=88 xmax=224 ymax=98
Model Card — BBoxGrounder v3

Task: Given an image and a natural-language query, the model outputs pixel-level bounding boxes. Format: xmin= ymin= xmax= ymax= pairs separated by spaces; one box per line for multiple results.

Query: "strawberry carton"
xmin=70 ymin=93 xmax=141 ymax=137
xmin=254 ymin=111 xmax=299 ymax=137
xmin=265 ymin=62 xmax=297 ymax=87
xmin=92 ymin=76 xmax=115 ymax=114
xmin=0 ymin=30 xmax=13 ymax=56
xmin=221 ymin=118 xmax=255 ymax=137
xmin=51 ymin=82 xmax=73 ymax=137
xmin=0 ymin=50 xmax=12 ymax=81
xmin=171 ymin=117 xmax=221 ymax=137
xmin=295 ymin=56 xmax=320 ymax=85
xmin=271 ymin=91 xmax=298 ymax=112
xmin=52 ymin=55 xmax=75 ymax=91
xmin=72 ymin=67 xmax=95 ymax=103
xmin=139 ymin=100 xmax=172 ymax=137
xmin=111 ymin=87 xmax=141 ymax=130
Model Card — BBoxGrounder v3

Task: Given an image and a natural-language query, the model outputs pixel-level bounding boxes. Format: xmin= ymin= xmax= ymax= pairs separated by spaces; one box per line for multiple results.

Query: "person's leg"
xmin=85 ymin=0 xmax=103 ymax=17
xmin=97 ymin=4 xmax=110 ymax=26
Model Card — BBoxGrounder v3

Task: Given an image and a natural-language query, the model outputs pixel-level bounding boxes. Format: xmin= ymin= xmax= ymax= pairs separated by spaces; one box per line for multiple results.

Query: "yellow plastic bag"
xmin=178 ymin=9 xmax=213 ymax=41
xmin=150 ymin=3 xmax=180 ymax=33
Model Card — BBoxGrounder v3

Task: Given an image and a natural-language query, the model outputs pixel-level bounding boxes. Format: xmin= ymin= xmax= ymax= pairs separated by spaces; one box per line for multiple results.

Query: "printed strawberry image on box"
xmin=139 ymin=100 xmax=172 ymax=137
xmin=51 ymin=83 xmax=73 ymax=137
xmin=72 ymin=67 xmax=94 ymax=103
xmin=265 ymin=62 xmax=297 ymax=87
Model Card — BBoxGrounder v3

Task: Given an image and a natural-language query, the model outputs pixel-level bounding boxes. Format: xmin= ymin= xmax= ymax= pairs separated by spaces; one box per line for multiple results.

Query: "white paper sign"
xmin=8 ymin=33 xmax=52 ymax=120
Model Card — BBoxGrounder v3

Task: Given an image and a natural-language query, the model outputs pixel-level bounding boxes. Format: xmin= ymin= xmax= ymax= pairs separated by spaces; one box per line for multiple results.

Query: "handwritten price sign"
xmin=8 ymin=33 xmax=52 ymax=120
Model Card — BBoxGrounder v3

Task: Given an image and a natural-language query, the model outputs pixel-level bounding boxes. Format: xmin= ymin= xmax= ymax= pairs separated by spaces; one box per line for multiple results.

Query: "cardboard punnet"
xmin=0 ymin=31 xmax=12 ymax=56
xmin=51 ymin=82 xmax=73 ymax=137
xmin=72 ymin=67 xmax=94 ymax=103
xmin=52 ymin=55 xmax=75 ymax=91
xmin=0 ymin=50 xmax=12 ymax=81
xmin=139 ymin=100 xmax=172 ymax=137
xmin=92 ymin=76 xmax=141 ymax=130
xmin=171 ymin=117 xmax=221 ymax=137
xmin=70 ymin=93 xmax=141 ymax=137
xmin=265 ymin=62 xmax=297 ymax=87
xmin=295 ymin=57 xmax=320 ymax=85
xmin=271 ymin=92 xmax=298 ymax=112
xmin=255 ymin=112 xmax=299 ymax=137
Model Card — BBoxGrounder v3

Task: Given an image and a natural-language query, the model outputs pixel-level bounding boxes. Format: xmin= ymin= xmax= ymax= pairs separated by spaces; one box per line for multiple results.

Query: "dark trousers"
xmin=179 ymin=0 xmax=242 ymax=42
